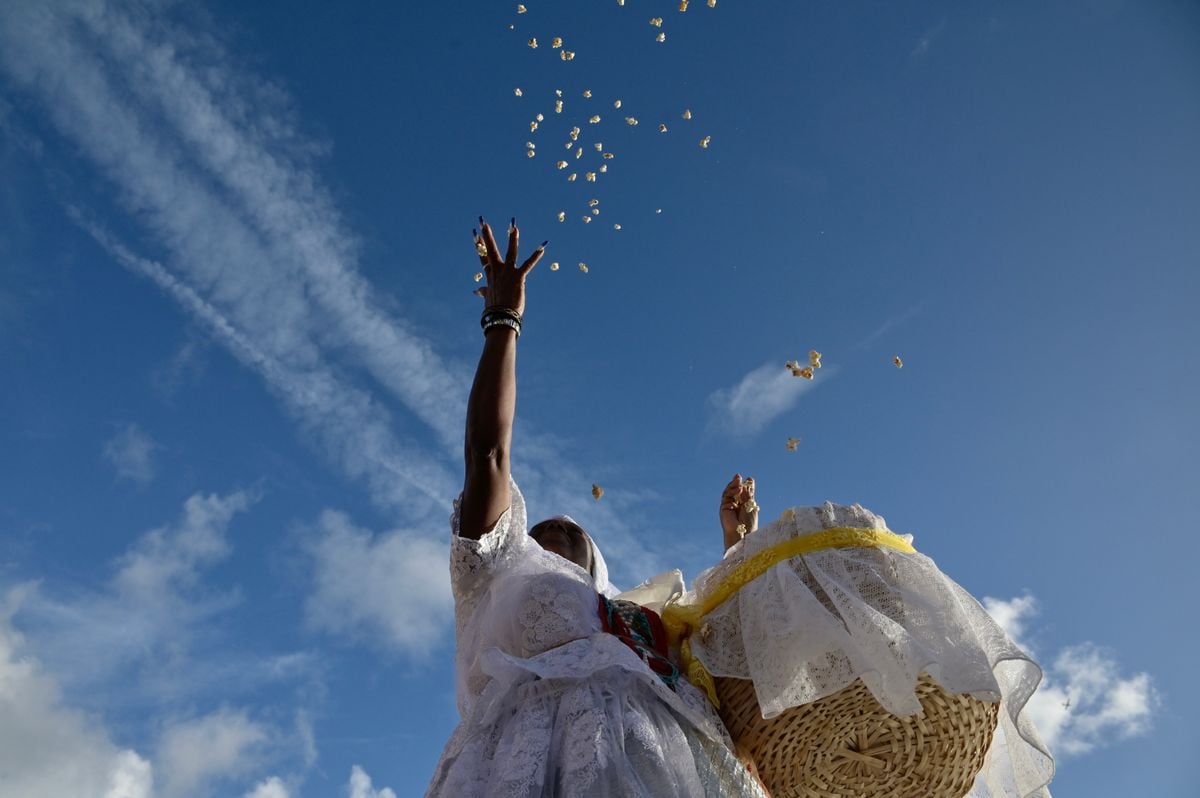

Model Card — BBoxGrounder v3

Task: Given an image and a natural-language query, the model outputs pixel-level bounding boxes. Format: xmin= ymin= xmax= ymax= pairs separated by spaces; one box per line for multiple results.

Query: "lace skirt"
xmin=426 ymin=655 xmax=767 ymax=798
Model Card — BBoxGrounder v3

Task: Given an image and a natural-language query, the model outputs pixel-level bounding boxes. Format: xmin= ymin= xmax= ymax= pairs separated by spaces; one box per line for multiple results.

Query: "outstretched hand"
xmin=720 ymin=473 xmax=759 ymax=552
xmin=473 ymin=218 xmax=545 ymax=317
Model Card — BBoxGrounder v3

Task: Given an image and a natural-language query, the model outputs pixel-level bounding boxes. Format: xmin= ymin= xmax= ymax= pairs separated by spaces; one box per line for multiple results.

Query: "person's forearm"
xmin=459 ymin=326 xmax=517 ymax=538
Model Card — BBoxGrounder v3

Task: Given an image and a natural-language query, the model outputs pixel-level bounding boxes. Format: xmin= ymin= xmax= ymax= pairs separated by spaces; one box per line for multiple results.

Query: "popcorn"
xmin=614 ymin=99 xmax=622 ymax=109
xmin=530 ymin=121 xmax=539 ymax=132
xmin=528 ymin=37 xmax=538 ymax=48
xmin=517 ymin=4 xmax=526 ymax=12
xmin=785 ymin=437 xmax=801 ymax=452
xmin=565 ymin=141 xmax=573 ymax=149
xmin=700 ymin=135 xmax=711 ymax=148
xmin=555 ymin=99 xmax=563 ymax=113
xmin=552 ymin=37 xmax=563 ymax=48
xmin=591 ymin=208 xmax=600 ymax=215
xmin=526 ymin=150 xmax=536 ymax=158
xmin=575 ymin=146 xmax=583 ymax=159
xmin=656 ymin=208 xmax=662 ymax=213
xmin=473 ymin=272 xmax=484 ymax=282
xmin=570 ymin=126 xmax=581 ymax=140
xmin=708 ymin=0 xmax=716 ymax=6
xmin=583 ymin=89 xmax=592 ymax=98
xmin=514 ymin=87 xmax=523 ymax=97
xmin=625 ymin=117 xmax=639 ymax=126
xmin=650 ymin=17 xmax=663 ymax=27
xmin=567 ymin=173 xmax=577 ymax=181
xmin=526 ymin=140 xmax=536 ymax=149
xmin=893 ymin=355 xmax=904 ymax=368
xmin=785 ymin=360 xmax=799 ymax=370
xmin=682 ymin=108 xmax=692 ymax=120
xmin=809 ymin=350 xmax=822 ymax=368
xmin=589 ymin=198 xmax=600 ymax=207
xmin=589 ymin=115 xmax=601 ymax=124
xmin=679 ymin=0 xmax=689 ymax=10
xmin=585 ymin=171 xmax=596 ymax=181
xmin=556 ymin=160 xmax=568 ymax=169
xmin=582 ymin=215 xmax=592 ymax=223
xmin=655 ymin=32 xmax=666 ymax=42
xmin=795 ymin=366 xmax=814 ymax=380
xmin=475 ymin=239 xmax=488 ymax=257
xmin=591 ymin=482 xmax=603 ymax=498
xmin=561 ymin=50 xmax=575 ymax=60
xmin=550 ymin=262 xmax=560 ymax=271
xmin=580 ymin=263 xmax=590 ymax=273
xmin=595 ymin=142 xmax=603 ymax=150
xmin=599 ymin=164 xmax=608 ymax=172
xmin=557 ymin=211 xmax=566 ymax=221
xmin=536 ymin=113 xmax=544 ymax=121
xmin=613 ymin=223 xmax=622 ymax=230
xmin=658 ymin=123 xmax=668 ymax=132
xmin=602 ymin=152 xmax=614 ymax=159
xmin=555 ymin=89 xmax=563 ymax=97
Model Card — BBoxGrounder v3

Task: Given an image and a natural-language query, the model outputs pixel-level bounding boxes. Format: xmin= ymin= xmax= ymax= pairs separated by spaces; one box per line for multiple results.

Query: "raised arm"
xmin=719 ymin=473 xmax=759 ymax=552
xmin=458 ymin=217 xmax=545 ymax=540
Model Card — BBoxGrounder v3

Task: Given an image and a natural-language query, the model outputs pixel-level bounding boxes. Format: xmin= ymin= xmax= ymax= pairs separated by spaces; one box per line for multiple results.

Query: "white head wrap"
xmin=541 ymin=514 xmax=618 ymax=598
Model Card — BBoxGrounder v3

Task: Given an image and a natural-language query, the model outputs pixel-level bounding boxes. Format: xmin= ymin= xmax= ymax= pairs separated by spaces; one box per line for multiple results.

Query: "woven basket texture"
xmin=715 ymin=673 xmax=999 ymax=798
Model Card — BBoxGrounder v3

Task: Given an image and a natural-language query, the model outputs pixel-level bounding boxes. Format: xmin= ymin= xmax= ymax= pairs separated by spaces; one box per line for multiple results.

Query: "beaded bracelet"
xmin=483 ymin=316 xmax=521 ymax=337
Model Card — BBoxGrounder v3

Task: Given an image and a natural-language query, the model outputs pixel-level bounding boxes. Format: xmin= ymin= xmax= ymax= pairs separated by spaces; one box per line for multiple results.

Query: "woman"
xmin=425 ymin=218 xmax=768 ymax=797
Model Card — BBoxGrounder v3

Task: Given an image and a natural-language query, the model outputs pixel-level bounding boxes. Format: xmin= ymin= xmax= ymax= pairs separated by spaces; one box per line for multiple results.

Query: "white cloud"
xmin=0 ymin=590 xmax=154 ymax=798
xmin=245 ymin=776 xmax=291 ymax=798
xmin=983 ymin=594 xmax=1160 ymax=758
xmin=304 ymin=511 xmax=453 ymax=656
xmin=103 ymin=422 xmax=159 ymax=485
xmin=706 ymin=361 xmax=825 ymax=438
xmin=348 ymin=765 xmax=398 ymax=798
xmin=157 ymin=707 xmax=269 ymax=798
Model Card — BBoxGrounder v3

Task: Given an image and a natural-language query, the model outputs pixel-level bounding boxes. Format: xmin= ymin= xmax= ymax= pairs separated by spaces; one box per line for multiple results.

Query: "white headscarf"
xmin=542 ymin=514 xmax=618 ymax=598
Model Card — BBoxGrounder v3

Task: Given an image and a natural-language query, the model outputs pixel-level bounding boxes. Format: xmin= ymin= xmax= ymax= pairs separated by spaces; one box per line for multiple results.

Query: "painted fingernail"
xmin=539 ymin=240 xmax=549 ymax=249
xmin=478 ymin=216 xmax=485 ymax=226
xmin=472 ymin=228 xmax=478 ymax=238
xmin=510 ymin=216 xmax=517 ymax=229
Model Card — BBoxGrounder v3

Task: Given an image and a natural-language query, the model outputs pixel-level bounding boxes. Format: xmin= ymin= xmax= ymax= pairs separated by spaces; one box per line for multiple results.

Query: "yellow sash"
xmin=660 ymin=526 xmax=917 ymax=707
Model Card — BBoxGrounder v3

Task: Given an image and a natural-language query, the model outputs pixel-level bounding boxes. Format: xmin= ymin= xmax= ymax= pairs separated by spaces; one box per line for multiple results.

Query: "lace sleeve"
xmin=449 ymin=476 xmax=529 ymax=601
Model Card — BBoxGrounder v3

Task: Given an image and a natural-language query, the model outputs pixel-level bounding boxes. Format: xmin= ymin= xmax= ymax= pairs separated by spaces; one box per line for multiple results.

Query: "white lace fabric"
xmin=682 ymin=502 xmax=1056 ymax=798
xmin=428 ymin=479 xmax=768 ymax=798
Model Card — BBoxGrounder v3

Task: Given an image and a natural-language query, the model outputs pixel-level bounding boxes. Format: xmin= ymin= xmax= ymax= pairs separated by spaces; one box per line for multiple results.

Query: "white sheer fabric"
xmin=683 ymin=502 xmax=1055 ymax=798
xmin=426 ymin=479 xmax=767 ymax=798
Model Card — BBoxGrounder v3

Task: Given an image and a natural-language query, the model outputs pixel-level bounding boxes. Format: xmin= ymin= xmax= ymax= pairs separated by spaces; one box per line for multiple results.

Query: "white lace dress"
xmin=425 ymin=480 xmax=767 ymax=798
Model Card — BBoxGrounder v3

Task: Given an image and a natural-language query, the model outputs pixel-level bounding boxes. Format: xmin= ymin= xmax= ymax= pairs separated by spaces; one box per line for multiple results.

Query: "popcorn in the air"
xmin=650 ymin=17 xmax=663 ymax=27
xmin=517 ymin=4 xmax=526 ymax=12
xmin=568 ymin=173 xmax=577 ymax=181
xmin=659 ymin=123 xmax=668 ymax=132
xmin=679 ymin=0 xmax=689 ymax=9
xmin=809 ymin=350 xmax=822 ymax=368
xmin=526 ymin=140 xmax=536 ymax=149
xmin=700 ymin=135 xmax=712 ymax=148
xmin=583 ymin=215 xmax=592 ymax=223
xmin=583 ymin=89 xmax=592 ymax=97
xmin=528 ymin=38 xmax=537 ymax=48
xmin=556 ymin=160 xmax=568 ymax=169
xmin=708 ymin=0 xmax=717 ymax=6
xmin=602 ymin=152 xmax=614 ymax=159
xmin=570 ymin=126 xmax=581 ymax=140
xmin=514 ymin=88 xmax=523 ymax=97
xmin=589 ymin=199 xmax=600 ymax=207
xmin=552 ymin=37 xmax=563 ymax=48
xmin=625 ymin=117 xmax=639 ymax=125
xmin=536 ymin=113 xmax=544 ymax=121
xmin=614 ymin=223 xmax=622 ymax=230
xmin=595 ymin=142 xmax=603 ymax=150
xmin=795 ymin=367 xmax=814 ymax=380
xmin=682 ymin=108 xmax=693 ymax=120
xmin=530 ymin=121 xmax=539 ymax=132
xmin=556 ymin=89 xmax=563 ymax=97
xmin=656 ymin=208 xmax=662 ymax=213
xmin=555 ymin=99 xmax=563 ymax=113
xmin=561 ymin=50 xmax=575 ymax=60
xmin=893 ymin=356 xmax=904 ymax=368
xmin=526 ymin=150 xmax=536 ymax=158
xmin=550 ymin=262 xmax=560 ymax=271
xmin=586 ymin=171 xmax=596 ymax=181
xmin=656 ymin=32 xmax=666 ymax=42
xmin=565 ymin=141 xmax=573 ymax=149
xmin=614 ymin=99 xmax=622 ymax=109
xmin=580 ymin=263 xmax=590 ymax=275
xmin=473 ymin=272 xmax=483 ymax=282
xmin=785 ymin=437 xmax=801 ymax=452
xmin=589 ymin=115 xmax=601 ymax=124
xmin=599 ymin=164 xmax=608 ymax=172
xmin=591 ymin=208 xmax=600 ymax=215
xmin=592 ymin=482 xmax=603 ymax=498
xmin=575 ymin=147 xmax=583 ymax=159
xmin=557 ymin=211 xmax=566 ymax=221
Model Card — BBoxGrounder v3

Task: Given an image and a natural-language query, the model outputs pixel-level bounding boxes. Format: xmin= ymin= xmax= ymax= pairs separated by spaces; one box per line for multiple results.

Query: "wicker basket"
xmin=716 ymin=673 xmax=999 ymax=798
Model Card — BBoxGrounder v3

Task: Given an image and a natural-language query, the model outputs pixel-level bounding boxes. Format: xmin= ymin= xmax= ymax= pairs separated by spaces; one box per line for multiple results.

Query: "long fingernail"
xmin=472 ymin=228 xmax=478 ymax=238
xmin=478 ymin=215 xmax=485 ymax=226
xmin=510 ymin=216 xmax=517 ymax=230
xmin=539 ymin=240 xmax=549 ymax=249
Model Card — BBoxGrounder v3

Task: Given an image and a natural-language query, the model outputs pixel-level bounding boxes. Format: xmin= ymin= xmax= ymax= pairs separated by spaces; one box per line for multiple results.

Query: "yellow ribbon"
xmin=661 ymin=526 xmax=917 ymax=707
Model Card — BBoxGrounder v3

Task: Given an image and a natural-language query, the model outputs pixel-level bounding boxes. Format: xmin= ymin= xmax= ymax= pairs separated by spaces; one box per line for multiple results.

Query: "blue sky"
xmin=0 ymin=0 xmax=1196 ymax=796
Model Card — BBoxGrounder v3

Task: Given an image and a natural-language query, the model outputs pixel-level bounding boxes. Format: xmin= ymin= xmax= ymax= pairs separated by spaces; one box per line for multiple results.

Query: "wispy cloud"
xmin=911 ymin=20 xmax=947 ymax=59
xmin=856 ymin=301 xmax=924 ymax=350
xmin=103 ymin=422 xmax=159 ymax=486
xmin=244 ymin=776 xmax=291 ymax=798
xmin=157 ymin=708 xmax=270 ymax=798
xmin=706 ymin=361 xmax=827 ymax=439
xmin=983 ymin=594 xmax=1160 ymax=757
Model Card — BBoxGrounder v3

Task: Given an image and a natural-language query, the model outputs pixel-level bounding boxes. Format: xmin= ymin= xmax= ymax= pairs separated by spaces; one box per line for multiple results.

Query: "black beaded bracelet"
xmin=483 ymin=316 xmax=521 ymax=337
xmin=481 ymin=306 xmax=522 ymax=328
